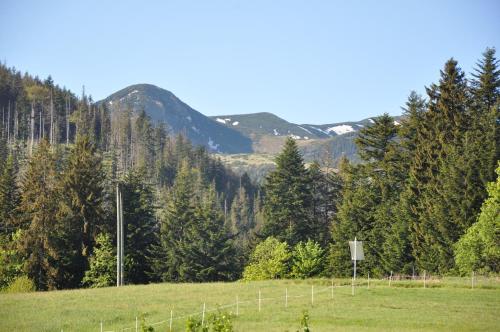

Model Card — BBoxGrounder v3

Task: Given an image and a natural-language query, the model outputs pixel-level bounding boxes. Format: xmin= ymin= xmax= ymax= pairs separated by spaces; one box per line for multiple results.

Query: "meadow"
xmin=1 ymin=277 xmax=499 ymax=332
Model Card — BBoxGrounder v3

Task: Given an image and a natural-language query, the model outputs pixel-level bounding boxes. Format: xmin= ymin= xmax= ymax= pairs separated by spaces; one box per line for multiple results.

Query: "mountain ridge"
xmin=99 ymin=83 xmax=401 ymax=161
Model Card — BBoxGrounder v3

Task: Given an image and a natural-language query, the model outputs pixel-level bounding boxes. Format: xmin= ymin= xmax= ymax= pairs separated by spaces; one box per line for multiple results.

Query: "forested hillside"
xmin=0 ymin=48 xmax=498 ymax=292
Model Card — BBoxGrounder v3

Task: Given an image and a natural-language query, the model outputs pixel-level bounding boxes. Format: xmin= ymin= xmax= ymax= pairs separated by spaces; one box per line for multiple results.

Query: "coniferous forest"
xmin=0 ymin=48 xmax=498 ymax=291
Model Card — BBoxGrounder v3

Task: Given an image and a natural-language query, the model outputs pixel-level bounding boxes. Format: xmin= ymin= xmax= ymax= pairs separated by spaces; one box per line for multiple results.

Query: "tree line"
xmin=0 ymin=48 xmax=498 ymax=291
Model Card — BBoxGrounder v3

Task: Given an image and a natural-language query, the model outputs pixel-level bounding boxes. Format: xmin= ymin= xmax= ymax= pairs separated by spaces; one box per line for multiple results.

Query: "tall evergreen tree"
xmin=263 ymin=138 xmax=312 ymax=245
xmin=151 ymin=160 xmax=197 ymax=282
xmin=179 ymin=183 xmax=237 ymax=281
xmin=0 ymin=155 xmax=19 ymax=233
xmin=409 ymin=59 xmax=469 ymax=273
xmin=18 ymin=140 xmax=61 ymax=290
xmin=61 ymin=135 xmax=105 ymax=261
xmin=121 ymin=168 xmax=157 ymax=284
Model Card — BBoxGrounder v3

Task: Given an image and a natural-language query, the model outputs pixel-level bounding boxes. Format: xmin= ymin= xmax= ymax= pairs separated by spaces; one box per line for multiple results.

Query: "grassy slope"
xmin=1 ymin=278 xmax=499 ymax=332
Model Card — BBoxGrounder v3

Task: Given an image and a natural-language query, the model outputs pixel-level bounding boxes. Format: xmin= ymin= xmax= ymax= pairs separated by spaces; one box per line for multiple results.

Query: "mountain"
xmin=99 ymin=84 xmax=253 ymax=153
xmin=100 ymin=83 xmax=401 ymax=164
xmin=209 ymin=112 xmax=324 ymax=140
xmin=210 ymin=113 xmax=398 ymax=140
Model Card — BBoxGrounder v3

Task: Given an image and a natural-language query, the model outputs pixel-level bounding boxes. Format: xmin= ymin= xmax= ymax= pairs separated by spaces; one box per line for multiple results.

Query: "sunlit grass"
xmin=0 ymin=278 xmax=499 ymax=331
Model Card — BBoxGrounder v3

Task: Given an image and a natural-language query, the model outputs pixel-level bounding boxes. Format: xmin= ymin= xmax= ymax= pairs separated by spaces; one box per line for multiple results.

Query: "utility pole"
xmin=116 ymin=184 xmax=124 ymax=286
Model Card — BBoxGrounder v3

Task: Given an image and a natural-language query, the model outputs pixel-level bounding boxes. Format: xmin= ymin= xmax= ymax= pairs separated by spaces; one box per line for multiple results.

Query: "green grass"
xmin=1 ymin=278 xmax=499 ymax=331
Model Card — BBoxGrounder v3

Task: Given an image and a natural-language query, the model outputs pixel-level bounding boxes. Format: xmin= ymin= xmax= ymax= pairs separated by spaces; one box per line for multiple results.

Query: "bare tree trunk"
xmin=30 ymin=101 xmax=35 ymax=155
xmin=50 ymin=90 xmax=54 ymax=145
xmin=7 ymin=100 xmax=10 ymax=144
xmin=1 ymin=107 xmax=4 ymax=138
xmin=14 ymin=101 xmax=18 ymax=142
xmin=39 ymin=106 xmax=43 ymax=141
xmin=66 ymin=97 xmax=70 ymax=145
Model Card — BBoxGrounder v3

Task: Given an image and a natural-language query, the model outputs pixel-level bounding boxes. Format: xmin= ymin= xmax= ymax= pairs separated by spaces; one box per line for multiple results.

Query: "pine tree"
xmin=121 ymin=168 xmax=157 ymax=284
xmin=18 ymin=140 xmax=61 ymax=290
xmin=151 ymin=159 xmax=197 ymax=282
xmin=308 ymin=161 xmax=342 ymax=247
xmin=263 ymin=138 xmax=312 ymax=245
xmin=61 ymin=135 xmax=105 ymax=261
xmin=355 ymin=113 xmax=397 ymax=163
xmin=409 ymin=59 xmax=470 ymax=273
xmin=179 ymin=183 xmax=237 ymax=281
xmin=0 ymin=155 xmax=19 ymax=233
xmin=470 ymin=47 xmax=500 ymax=188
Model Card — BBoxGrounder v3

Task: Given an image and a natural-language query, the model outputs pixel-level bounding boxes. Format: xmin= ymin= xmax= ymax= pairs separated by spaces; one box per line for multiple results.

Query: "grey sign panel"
xmin=349 ymin=240 xmax=364 ymax=261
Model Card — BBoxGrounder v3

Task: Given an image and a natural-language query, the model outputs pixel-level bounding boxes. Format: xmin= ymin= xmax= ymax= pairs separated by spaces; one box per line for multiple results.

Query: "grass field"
xmin=1 ymin=278 xmax=499 ymax=331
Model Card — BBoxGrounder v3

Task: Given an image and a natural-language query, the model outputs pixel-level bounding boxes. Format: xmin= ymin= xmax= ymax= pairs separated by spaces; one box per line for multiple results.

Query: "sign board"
xmin=349 ymin=240 xmax=364 ymax=261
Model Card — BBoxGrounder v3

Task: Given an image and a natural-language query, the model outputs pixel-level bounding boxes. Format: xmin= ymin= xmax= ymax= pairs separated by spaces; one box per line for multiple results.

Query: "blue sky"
xmin=0 ymin=0 xmax=499 ymax=124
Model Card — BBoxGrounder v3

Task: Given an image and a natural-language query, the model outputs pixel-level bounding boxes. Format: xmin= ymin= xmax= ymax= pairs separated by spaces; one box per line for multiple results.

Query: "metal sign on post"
xmin=348 ymin=237 xmax=364 ymax=295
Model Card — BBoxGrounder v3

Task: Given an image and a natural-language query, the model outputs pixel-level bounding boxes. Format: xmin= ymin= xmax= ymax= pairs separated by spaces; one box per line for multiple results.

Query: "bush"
xmin=82 ymin=233 xmax=116 ymax=287
xmin=297 ymin=310 xmax=310 ymax=332
xmin=454 ymin=164 xmax=500 ymax=275
xmin=291 ymin=240 xmax=324 ymax=278
xmin=5 ymin=275 xmax=35 ymax=293
xmin=185 ymin=310 xmax=233 ymax=332
xmin=243 ymin=237 xmax=290 ymax=280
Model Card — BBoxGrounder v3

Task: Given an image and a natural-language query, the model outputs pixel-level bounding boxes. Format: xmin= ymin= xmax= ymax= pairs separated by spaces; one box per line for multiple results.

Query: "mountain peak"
xmin=100 ymin=84 xmax=253 ymax=154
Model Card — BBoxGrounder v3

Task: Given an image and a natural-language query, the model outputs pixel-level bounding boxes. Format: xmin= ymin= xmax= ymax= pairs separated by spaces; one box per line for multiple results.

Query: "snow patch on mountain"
xmin=273 ymin=129 xmax=279 ymax=136
xmin=326 ymin=125 xmax=355 ymax=135
xmin=207 ymin=137 xmax=220 ymax=151
xmin=308 ymin=126 xmax=329 ymax=135
xmin=297 ymin=125 xmax=312 ymax=135
xmin=232 ymin=121 xmax=239 ymax=126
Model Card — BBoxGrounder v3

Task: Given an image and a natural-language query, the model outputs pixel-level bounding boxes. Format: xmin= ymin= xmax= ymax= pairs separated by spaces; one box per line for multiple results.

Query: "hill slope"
xmin=100 ymin=84 xmax=253 ymax=153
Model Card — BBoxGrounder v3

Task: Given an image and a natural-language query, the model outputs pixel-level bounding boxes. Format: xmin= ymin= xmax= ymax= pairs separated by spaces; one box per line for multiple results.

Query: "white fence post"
xmin=258 ymin=289 xmax=261 ymax=312
xmin=201 ymin=302 xmax=206 ymax=327
xmin=367 ymin=272 xmax=370 ymax=289
xmin=311 ymin=285 xmax=314 ymax=306
xmin=100 ymin=321 xmax=103 ymax=332
xmin=424 ymin=270 xmax=426 ymax=289
xmin=135 ymin=316 xmax=138 ymax=332
xmin=285 ymin=287 xmax=288 ymax=308
xmin=169 ymin=309 xmax=173 ymax=332
xmin=472 ymin=271 xmax=475 ymax=289
xmin=389 ymin=271 xmax=393 ymax=287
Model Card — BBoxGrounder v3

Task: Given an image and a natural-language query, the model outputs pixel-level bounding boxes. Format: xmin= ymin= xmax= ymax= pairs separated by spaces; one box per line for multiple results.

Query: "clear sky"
xmin=0 ymin=0 xmax=499 ymax=124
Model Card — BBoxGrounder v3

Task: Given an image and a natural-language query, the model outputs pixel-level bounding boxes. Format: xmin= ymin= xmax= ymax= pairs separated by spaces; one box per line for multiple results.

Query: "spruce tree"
xmin=121 ymin=168 xmax=157 ymax=284
xmin=179 ymin=183 xmax=236 ymax=281
xmin=151 ymin=159 xmax=197 ymax=282
xmin=61 ymin=135 xmax=105 ymax=263
xmin=0 ymin=155 xmax=19 ymax=233
xmin=263 ymin=138 xmax=312 ymax=245
xmin=409 ymin=59 xmax=470 ymax=273
xmin=82 ymin=232 xmax=116 ymax=287
xmin=18 ymin=140 xmax=61 ymax=290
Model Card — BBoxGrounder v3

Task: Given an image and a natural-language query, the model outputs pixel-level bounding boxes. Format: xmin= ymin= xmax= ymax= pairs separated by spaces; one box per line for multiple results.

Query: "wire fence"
xmin=88 ymin=274 xmax=498 ymax=332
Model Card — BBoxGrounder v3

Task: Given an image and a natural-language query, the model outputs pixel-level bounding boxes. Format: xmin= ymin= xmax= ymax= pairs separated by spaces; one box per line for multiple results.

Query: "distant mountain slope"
xmin=211 ymin=113 xmax=400 ymax=140
xmin=210 ymin=112 xmax=324 ymax=140
xmin=100 ymin=83 xmax=401 ymax=165
xmin=100 ymin=84 xmax=253 ymax=153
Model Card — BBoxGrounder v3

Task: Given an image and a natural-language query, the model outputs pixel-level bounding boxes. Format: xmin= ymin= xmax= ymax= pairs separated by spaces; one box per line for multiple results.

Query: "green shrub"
xmin=291 ymin=240 xmax=324 ymax=278
xmin=6 ymin=275 xmax=35 ymax=293
xmin=297 ymin=310 xmax=310 ymax=332
xmin=185 ymin=310 xmax=233 ymax=332
xmin=454 ymin=164 xmax=500 ymax=275
xmin=243 ymin=237 xmax=290 ymax=280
